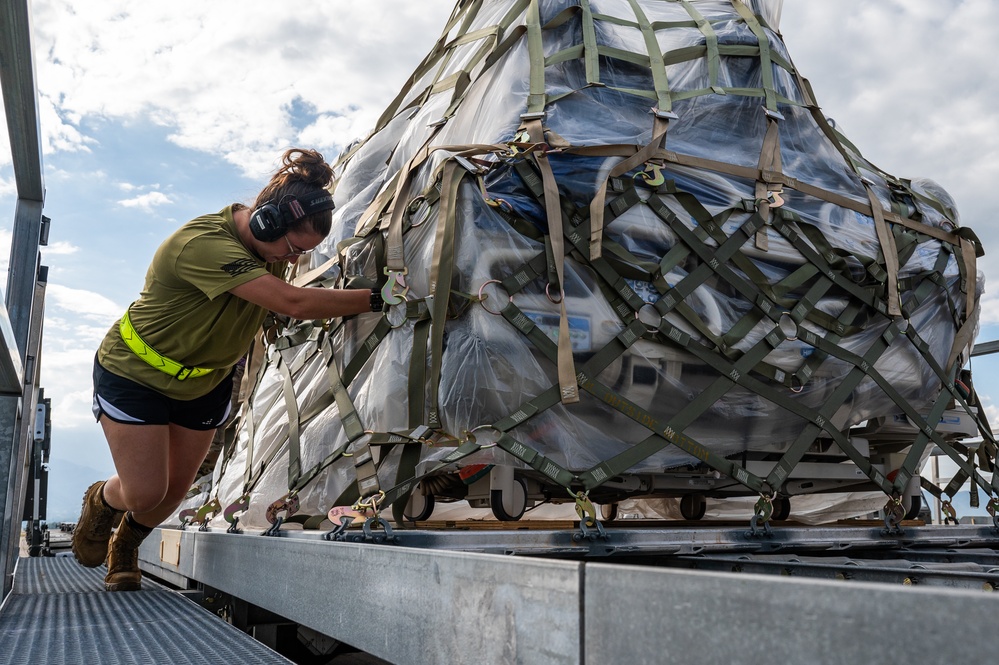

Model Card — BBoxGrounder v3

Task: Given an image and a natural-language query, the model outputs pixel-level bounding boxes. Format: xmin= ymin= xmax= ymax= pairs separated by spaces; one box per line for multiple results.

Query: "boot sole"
xmin=105 ymin=581 xmax=142 ymax=592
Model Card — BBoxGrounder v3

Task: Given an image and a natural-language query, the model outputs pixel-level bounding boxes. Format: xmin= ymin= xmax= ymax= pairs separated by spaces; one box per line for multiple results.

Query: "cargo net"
xmin=189 ymin=0 xmax=997 ymax=535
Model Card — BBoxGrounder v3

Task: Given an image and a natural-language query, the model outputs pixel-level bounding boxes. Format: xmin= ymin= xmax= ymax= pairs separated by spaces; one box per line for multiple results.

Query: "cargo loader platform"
xmin=0 ymin=556 xmax=292 ymax=664
xmin=133 ymin=522 xmax=999 ymax=665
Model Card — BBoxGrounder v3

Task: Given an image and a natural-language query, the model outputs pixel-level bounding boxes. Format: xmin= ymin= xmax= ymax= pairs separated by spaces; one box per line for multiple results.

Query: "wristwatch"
xmin=370 ymin=289 xmax=385 ymax=312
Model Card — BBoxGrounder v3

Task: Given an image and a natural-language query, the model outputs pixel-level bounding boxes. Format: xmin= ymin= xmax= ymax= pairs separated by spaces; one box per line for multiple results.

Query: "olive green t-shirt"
xmin=97 ymin=205 xmax=286 ymax=400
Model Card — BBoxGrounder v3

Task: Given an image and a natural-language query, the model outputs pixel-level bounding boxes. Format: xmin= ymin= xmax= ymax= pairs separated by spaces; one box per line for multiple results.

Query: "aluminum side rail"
xmin=139 ymin=525 xmax=999 ymax=665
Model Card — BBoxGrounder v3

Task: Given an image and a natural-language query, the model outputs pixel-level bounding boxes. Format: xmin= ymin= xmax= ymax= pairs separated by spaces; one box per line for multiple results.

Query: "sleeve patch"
xmin=221 ymin=258 xmax=263 ymax=277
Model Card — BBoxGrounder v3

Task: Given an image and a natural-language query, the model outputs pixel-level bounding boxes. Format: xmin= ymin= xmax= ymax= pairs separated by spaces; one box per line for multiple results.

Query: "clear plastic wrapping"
xmin=190 ymin=0 xmax=982 ymax=529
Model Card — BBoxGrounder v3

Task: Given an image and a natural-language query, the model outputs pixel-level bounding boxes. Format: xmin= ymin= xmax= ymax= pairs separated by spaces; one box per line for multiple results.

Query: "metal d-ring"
xmin=636 ymin=303 xmax=662 ymax=333
xmin=386 ymin=298 xmax=409 ymax=329
xmin=406 ymin=195 xmax=430 ymax=227
xmin=478 ymin=279 xmax=512 ymax=316
xmin=546 ymin=282 xmax=564 ymax=304
xmin=468 ymin=424 xmax=502 ymax=449
xmin=778 ymin=311 xmax=798 ymax=341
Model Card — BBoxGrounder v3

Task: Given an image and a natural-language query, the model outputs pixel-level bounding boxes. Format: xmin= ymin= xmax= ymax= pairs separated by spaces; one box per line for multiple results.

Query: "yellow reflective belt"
xmin=119 ymin=309 xmax=214 ymax=381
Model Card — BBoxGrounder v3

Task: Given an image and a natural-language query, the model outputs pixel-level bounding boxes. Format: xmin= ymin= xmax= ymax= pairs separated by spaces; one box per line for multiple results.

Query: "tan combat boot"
xmin=104 ymin=513 xmax=150 ymax=592
xmin=71 ymin=481 xmax=124 ymax=568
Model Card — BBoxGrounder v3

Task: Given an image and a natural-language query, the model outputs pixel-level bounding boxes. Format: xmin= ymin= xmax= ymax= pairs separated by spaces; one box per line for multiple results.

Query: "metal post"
xmin=0 ymin=0 xmax=46 ymax=599
xmin=0 ymin=263 xmax=45 ymax=595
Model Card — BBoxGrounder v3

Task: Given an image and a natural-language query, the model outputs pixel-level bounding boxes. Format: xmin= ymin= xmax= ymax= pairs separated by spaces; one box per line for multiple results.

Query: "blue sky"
xmin=2 ymin=0 xmax=998 ymax=521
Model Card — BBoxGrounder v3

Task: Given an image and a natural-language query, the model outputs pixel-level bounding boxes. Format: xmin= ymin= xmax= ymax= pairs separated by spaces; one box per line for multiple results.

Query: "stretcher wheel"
xmin=680 ymin=494 xmax=707 ymax=521
xmin=600 ymin=503 xmax=619 ymax=521
xmin=772 ymin=495 xmax=791 ymax=521
xmin=491 ymin=477 xmax=528 ymax=521
xmin=404 ymin=486 xmax=435 ymax=522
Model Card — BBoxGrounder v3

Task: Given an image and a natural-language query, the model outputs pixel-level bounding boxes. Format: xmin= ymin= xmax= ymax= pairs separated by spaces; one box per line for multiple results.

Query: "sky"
xmin=2 ymin=0 xmax=998 ymax=522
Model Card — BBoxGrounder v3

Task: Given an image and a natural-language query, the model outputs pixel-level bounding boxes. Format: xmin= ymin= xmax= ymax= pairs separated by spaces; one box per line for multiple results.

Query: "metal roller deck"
xmin=0 ymin=556 xmax=293 ymax=664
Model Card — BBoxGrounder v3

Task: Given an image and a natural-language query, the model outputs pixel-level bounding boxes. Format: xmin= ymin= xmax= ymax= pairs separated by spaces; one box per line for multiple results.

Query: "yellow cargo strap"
xmin=119 ymin=309 xmax=214 ymax=381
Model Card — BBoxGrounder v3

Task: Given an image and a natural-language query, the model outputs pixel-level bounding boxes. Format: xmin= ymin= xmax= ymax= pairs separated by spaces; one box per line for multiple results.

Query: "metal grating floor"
xmin=1 ymin=555 xmax=293 ymax=664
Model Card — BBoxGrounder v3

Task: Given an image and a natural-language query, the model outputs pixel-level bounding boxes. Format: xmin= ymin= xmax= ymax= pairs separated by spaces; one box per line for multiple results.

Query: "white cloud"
xmin=45 ymin=283 xmax=123 ymax=322
xmin=978 ymin=290 xmax=999 ymax=326
xmin=0 ymin=173 xmax=14 ymax=198
xmin=118 ymin=190 xmax=172 ymax=212
xmin=781 ymin=0 xmax=999 ymax=334
xmin=0 ymin=228 xmax=10 ymax=277
xmin=40 ymin=240 xmax=78 ymax=256
xmin=30 ymin=0 xmax=457 ymax=178
xmin=982 ymin=398 xmax=999 ymax=428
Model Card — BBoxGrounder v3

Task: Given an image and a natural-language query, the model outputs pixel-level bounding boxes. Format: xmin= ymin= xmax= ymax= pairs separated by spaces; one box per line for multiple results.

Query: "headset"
xmin=248 ymin=190 xmax=336 ymax=242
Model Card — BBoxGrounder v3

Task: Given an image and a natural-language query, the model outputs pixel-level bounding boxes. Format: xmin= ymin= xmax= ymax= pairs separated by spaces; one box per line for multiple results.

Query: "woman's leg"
xmin=134 ymin=423 xmax=215 ymax=526
xmin=100 ymin=416 xmax=214 ymax=527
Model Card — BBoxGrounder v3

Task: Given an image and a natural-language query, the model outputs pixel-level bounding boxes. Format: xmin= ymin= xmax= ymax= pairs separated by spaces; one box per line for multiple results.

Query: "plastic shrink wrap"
xmin=183 ymin=0 xmax=992 ymax=531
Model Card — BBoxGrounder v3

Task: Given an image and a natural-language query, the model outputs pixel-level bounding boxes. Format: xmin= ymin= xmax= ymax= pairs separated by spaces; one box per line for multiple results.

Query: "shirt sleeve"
xmin=173 ymin=230 xmax=273 ymax=300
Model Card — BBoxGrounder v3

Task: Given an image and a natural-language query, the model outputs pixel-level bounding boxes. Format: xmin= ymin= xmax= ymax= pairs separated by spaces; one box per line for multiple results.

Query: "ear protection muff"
xmin=249 ymin=190 xmax=336 ymax=242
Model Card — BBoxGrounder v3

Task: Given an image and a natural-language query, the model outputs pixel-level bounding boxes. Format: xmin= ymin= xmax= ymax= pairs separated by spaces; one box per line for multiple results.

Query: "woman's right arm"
xmin=229 ymin=272 xmax=372 ymax=320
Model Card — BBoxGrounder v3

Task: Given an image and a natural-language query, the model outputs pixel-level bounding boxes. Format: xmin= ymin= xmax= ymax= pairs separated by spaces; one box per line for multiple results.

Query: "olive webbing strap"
xmin=958 ymin=231 xmax=980 ymax=313
xmin=497 ymin=286 xmax=778 ymax=497
xmin=577 ymin=307 xmax=815 ymax=492
xmin=273 ymin=349 xmax=306 ymax=490
xmin=500 ymin=249 xmax=550 ymax=296
xmin=525 ymin=0 xmax=546 ymax=115
xmin=650 ymin=200 xmax=774 ymax=312
xmin=296 ymin=310 xmax=438 ymax=507
xmin=761 ymin=321 xmax=901 ymax=492
xmin=511 ymin=158 xmax=646 ymax=323
xmin=337 ymin=310 xmax=418 ymax=499
xmin=753 ymin=117 xmax=782 ymax=251
xmin=392 ymin=308 xmax=434 ymax=524
xmin=241 ymin=399 xmax=257 ymax=494
xmin=355 ymin=169 xmax=403 ymax=239
xmin=408 ymin=305 xmax=433 ymax=427
xmin=747 ymin=335 xmax=900 ymax=495
xmin=636 ymin=147 xmax=972 ymax=252
xmin=427 ymin=161 xmax=465 ymax=427
xmin=599 ymin=240 xmax=658 ymax=282
xmin=371 ymin=0 xmax=481 ymax=134
xmin=755 ymin=314 xmax=869 ymax=488
xmin=673 ymin=196 xmax=777 ymax=300
xmin=626 ymin=0 xmax=672 ymax=114
xmin=580 ymin=0 xmax=600 ymax=85
xmin=889 ymin=388 xmax=957 ymax=497
xmin=801 ymin=321 xmax=992 ymax=496
xmin=588 ymin=118 xmax=671 ymax=261
xmin=679 ymin=1 xmax=720 ymax=90
xmin=535 ymin=150 xmax=579 ymax=403
xmin=770 ymin=211 xmax=889 ymax=315
xmin=897 ymin=323 xmax=998 ymax=469
xmin=865 ymin=184 xmax=902 ymax=316
xmin=730 ymin=0 xmax=777 ymax=113
xmin=381 ymin=148 xmax=429 ymax=274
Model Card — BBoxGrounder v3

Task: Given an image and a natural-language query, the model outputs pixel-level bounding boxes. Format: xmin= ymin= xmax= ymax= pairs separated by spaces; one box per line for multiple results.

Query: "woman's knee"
xmin=119 ymin=482 xmax=169 ymax=514
xmin=162 ymin=474 xmax=203 ymax=509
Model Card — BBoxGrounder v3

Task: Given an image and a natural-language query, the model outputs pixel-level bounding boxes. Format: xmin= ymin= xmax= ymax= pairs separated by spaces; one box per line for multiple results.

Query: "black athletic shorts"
xmin=92 ymin=356 xmax=234 ymax=430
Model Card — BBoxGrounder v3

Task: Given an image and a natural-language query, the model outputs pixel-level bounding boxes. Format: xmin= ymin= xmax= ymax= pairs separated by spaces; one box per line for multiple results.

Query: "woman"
xmin=71 ymin=148 xmax=379 ymax=591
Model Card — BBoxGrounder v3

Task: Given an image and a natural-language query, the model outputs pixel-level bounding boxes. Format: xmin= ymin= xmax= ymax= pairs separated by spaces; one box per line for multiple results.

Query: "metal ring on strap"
xmin=478 ymin=280 xmax=512 ymax=316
